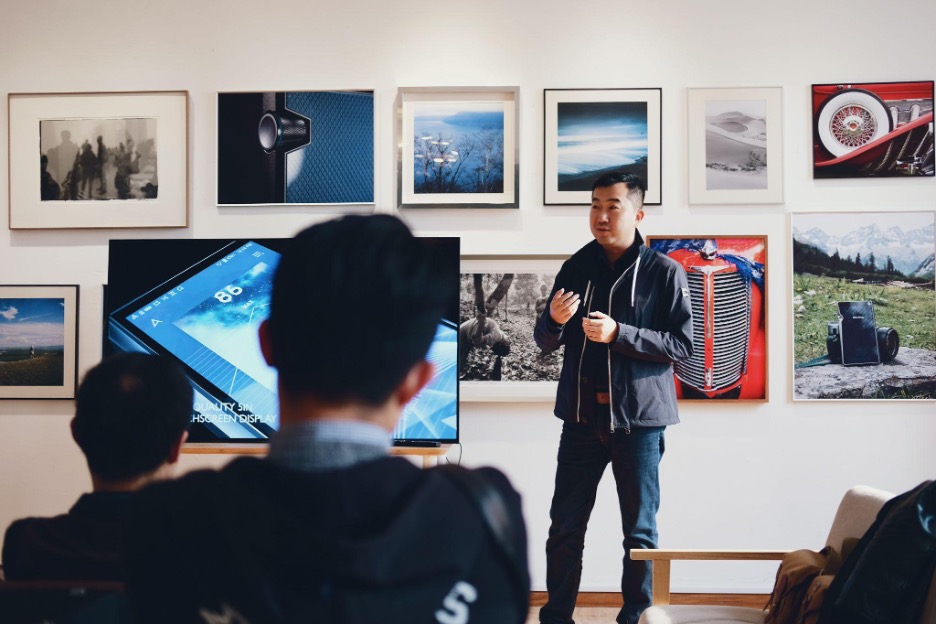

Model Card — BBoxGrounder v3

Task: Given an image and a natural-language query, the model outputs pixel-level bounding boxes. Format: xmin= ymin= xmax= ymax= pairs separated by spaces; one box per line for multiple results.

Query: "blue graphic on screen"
xmin=395 ymin=321 xmax=457 ymax=441
xmin=124 ymin=242 xmax=280 ymax=434
xmin=115 ymin=240 xmax=457 ymax=442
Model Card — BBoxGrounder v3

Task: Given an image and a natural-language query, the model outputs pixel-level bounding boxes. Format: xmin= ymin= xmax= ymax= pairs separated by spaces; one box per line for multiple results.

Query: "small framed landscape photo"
xmin=544 ymin=88 xmax=662 ymax=205
xmin=687 ymin=87 xmax=783 ymax=204
xmin=646 ymin=236 xmax=768 ymax=401
xmin=0 ymin=285 xmax=79 ymax=399
xmin=397 ymin=87 xmax=519 ymax=209
xmin=459 ymin=255 xmax=567 ymax=401
xmin=8 ymin=91 xmax=188 ymax=229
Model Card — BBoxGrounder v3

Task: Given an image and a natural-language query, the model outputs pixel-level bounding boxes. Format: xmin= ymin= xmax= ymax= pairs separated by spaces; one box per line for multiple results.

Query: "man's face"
xmin=590 ymin=183 xmax=644 ymax=252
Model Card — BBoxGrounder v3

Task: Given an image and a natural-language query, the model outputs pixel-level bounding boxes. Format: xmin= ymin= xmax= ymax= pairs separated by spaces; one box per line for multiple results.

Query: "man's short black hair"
xmin=73 ymin=354 xmax=192 ymax=481
xmin=592 ymin=171 xmax=646 ymax=210
xmin=268 ymin=214 xmax=456 ymax=405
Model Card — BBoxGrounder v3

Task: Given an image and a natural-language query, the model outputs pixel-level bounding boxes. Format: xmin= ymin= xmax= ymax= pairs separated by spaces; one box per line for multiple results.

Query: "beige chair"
xmin=635 ymin=485 xmax=936 ymax=624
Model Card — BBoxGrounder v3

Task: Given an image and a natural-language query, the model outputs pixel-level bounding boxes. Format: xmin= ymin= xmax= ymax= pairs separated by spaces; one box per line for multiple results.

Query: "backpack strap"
xmin=435 ymin=465 xmax=528 ymax=618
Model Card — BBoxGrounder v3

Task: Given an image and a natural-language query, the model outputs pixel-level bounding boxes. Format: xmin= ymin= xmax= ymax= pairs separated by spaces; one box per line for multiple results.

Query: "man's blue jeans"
xmin=540 ymin=416 xmax=665 ymax=624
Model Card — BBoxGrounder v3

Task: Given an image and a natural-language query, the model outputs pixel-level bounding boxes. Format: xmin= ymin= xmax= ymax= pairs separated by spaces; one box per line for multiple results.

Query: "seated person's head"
xmin=260 ymin=215 xmax=456 ymax=425
xmin=71 ymin=353 xmax=192 ymax=490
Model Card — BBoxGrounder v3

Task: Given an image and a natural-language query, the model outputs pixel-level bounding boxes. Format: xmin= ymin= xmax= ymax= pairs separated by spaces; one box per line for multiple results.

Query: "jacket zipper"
xmin=575 ymin=280 xmax=593 ymax=423
xmin=607 ymin=254 xmax=641 ymax=433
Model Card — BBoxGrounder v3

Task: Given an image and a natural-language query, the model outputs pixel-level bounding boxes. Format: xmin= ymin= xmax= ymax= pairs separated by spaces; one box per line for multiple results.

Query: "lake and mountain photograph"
xmin=792 ymin=211 xmax=935 ymax=399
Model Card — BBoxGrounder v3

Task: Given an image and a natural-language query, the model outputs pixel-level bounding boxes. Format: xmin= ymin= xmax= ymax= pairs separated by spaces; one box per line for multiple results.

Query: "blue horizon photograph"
xmin=0 ymin=285 xmax=77 ymax=398
xmin=545 ymin=88 xmax=661 ymax=205
xmin=556 ymin=101 xmax=649 ymax=192
xmin=412 ymin=101 xmax=505 ymax=195
xmin=0 ymin=298 xmax=66 ymax=351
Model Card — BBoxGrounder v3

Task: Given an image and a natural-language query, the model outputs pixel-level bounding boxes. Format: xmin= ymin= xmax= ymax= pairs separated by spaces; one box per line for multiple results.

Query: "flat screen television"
xmin=105 ymin=237 xmax=459 ymax=445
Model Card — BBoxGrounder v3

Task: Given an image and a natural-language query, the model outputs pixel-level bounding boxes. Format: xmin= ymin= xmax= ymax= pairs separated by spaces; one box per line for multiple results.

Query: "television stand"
xmin=184 ymin=443 xmax=451 ymax=468
xmin=389 ymin=444 xmax=449 ymax=468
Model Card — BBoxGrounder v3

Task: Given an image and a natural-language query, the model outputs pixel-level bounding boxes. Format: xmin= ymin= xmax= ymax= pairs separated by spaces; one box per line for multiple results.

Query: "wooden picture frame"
xmin=0 ymin=285 xmax=79 ymax=399
xmin=646 ymin=236 xmax=768 ymax=401
xmin=8 ymin=91 xmax=188 ymax=229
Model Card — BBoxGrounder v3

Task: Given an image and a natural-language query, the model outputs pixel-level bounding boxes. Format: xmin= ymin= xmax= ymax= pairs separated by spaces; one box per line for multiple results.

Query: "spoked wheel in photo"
xmin=816 ymin=88 xmax=893 ymax=157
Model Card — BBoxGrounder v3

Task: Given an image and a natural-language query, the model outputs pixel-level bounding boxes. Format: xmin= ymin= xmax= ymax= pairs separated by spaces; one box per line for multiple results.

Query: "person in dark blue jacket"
xmin=534 ymin=172 xmax=693 ymax=624
xmin=124 ymin=215 xmax=530 ymax=624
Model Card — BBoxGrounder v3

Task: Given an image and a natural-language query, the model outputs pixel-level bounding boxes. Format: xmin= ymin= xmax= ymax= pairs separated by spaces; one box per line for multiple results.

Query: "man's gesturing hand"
xmin=549 ymin=288 xmax=580 ymax=325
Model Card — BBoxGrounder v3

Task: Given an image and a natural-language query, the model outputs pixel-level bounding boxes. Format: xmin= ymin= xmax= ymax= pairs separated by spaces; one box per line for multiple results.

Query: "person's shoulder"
xmin=3 ymin=515 xmax=33 ymax=552
xmin=138 ymin=457 xmax=265 ymax=506
xmin=471 ymin=466 xmax=519 ymax=495
xmin=567 ymin=240 xmax=598 ymax=263
xmin=4 ymin=508 xmax=74 ymax=541
xmin=2 ymin=511 xmax=74 ymax=578
xmin=642 ymin=245 xmax=684 ymax=274
xmin=431 ymin=465 xmax=523 ymax=510
xmin=560 ymin=240 xmax=601 ymax=274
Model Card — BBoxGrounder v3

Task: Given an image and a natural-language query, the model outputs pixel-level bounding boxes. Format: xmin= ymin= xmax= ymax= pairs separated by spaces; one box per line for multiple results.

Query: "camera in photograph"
xmin=826 ymin=322 xmax=899 ymax=364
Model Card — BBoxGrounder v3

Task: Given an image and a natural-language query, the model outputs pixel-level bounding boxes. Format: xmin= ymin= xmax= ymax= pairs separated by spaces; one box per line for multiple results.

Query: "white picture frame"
xmin=790 ymin=211 xmax=935 ymax=401
xmin=459 ymin=255 xmax=567 ymax=402
xmin=544 ymin=88 xmax=662 ymax=206
xmin=687 ymin=87 xmax=783 ymax=205
xmin=397 ymin=87 xmax=519 ymax=209
xmin=8 ymin=91 xmax=188 ymax=229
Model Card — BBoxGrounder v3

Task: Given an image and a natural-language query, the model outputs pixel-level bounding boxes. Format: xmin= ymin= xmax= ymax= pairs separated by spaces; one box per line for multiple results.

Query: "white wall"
xmin=1 ymin=0 xmax=934 ymax=593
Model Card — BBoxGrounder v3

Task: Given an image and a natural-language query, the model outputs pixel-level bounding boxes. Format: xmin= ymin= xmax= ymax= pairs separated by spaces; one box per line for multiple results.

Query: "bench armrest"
xmin=629 ymin=549 xmax=788 ymax=605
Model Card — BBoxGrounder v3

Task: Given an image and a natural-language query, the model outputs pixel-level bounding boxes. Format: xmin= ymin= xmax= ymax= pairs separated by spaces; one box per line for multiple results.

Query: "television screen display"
xmin=105 ymin=237 xmax=459 ymax=444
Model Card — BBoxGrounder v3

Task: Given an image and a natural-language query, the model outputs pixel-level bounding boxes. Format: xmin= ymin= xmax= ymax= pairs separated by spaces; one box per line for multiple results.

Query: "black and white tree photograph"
xmin=39 ymin=118 xmax=158 ymax=201
xmin=459 ymin=271 xmax=562 ymax=382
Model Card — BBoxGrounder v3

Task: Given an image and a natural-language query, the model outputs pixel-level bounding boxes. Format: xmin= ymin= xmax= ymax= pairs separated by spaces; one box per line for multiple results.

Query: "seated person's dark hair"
xmin=592 ymin=171 xmax=646 ymax=203
xmin=73 ymin=353 xmax=192 ymax=481
xmin=268 ymin=214 xmax=457 ymax=405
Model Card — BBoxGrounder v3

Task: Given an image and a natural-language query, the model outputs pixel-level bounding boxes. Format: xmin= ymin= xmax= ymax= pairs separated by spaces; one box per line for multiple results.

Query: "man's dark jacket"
xmin=2 ymin=491 xmax=132 ymax=581
xmin=124 ymin=456 xmax=529 ymax=624
xmin=534 ymin=232 xmax=693 ymax=431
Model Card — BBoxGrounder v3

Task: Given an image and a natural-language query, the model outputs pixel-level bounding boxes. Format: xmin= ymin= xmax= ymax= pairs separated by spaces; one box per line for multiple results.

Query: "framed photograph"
xmin=0 ymin=285 xmax=79 ymax=399
xmin=544 ymin=88 xmax=661 ymax=205
xmin=811 ymin=81 xmax=934 ymax=178
xmin=397 ymin=87 xmax=518 ymax=208
xmin=687 ymin=87 xmax=784 ymax=204
xmin=217 ymin=90 xmax=374 ymax=205
xmin=8 ymin=91 xmax=188 ymax=229
xmin=646 ymin=236 xmax=768 ymax=401
xmin=459 ymin=255 xmax=567 ymax=401
xmin=792 ymin=211 xmax=935 ymax=400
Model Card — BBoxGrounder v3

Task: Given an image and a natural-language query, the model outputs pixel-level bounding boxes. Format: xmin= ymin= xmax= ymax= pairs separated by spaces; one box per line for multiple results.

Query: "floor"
xmin=526 ymin=606 xmax=621 ymax=623
xmin=525 ymin=594 xmax=766 ymax=623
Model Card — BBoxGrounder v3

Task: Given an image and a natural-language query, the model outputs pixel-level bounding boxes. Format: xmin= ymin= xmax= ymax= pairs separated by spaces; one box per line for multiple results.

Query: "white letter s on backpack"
xmin=435 ymin=581 xmax=478 ymax=624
